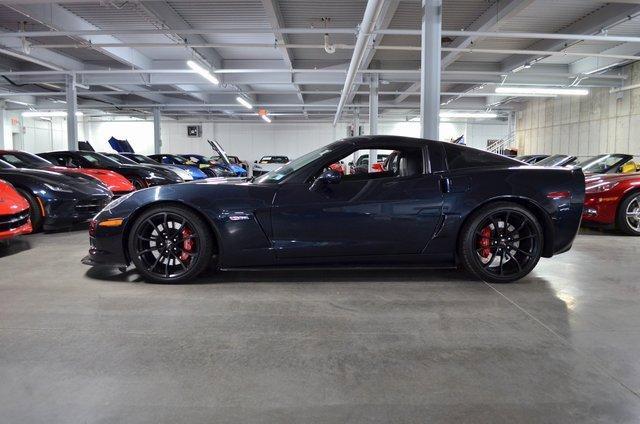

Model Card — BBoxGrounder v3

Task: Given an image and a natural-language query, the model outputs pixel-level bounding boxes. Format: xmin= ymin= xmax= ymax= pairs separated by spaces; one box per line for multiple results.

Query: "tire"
xmin=459 ymin=202 xmax=544 ymax=284
xmin=127 ymin=205 xmax=215 ymax=283
xmin=130 ymin=177 xmax=145 ymax=190
xmin=16 ymin=188 xmax=43 ymax=233
xmin=616 ymin=191 xmax=640 ymax=236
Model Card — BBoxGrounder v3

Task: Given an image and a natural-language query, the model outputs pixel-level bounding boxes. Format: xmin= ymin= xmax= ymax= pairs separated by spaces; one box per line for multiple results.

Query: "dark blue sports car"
xmin=83 ymin=136 xmax=585 ymax=284
xmin=0 ymin=159 xmax=112 ymax=232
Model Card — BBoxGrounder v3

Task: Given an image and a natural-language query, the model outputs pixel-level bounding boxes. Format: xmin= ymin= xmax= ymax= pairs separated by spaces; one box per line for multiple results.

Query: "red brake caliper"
xmin=478 ymin=226 xmax=492 ymax=258
xmin=180 ymin=227 xmax=194 ymax=262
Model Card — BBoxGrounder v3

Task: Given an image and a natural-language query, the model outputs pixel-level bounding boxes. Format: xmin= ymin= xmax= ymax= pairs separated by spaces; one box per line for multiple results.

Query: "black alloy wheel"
xmin=128 ymin=206 xmax=214 ymax=283
xmin=459 ymin=202 xmax=543 ymax=283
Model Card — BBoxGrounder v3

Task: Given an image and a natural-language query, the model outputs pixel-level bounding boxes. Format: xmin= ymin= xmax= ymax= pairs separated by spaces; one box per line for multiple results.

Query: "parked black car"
xmin=38 ymin=151 xmax=183 ymax=189
xmin=0 ymin=159 xmax=112 ymax=232
xmin=83 ymin=136 xmax=585 ymax=284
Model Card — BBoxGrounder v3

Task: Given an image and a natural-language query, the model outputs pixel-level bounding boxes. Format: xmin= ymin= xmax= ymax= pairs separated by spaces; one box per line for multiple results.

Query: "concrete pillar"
xmin=66 ymin=74 xmax=78 ymax=150
xmin=0 ymin=104 xmax=6 ymax=149
xmin=153 ymin=107 xmax=162 ymax=154
xmin=369 ymin=74 xmax=379 ymax=172
xmin=420 ymin=0 xmax=442 ymax=140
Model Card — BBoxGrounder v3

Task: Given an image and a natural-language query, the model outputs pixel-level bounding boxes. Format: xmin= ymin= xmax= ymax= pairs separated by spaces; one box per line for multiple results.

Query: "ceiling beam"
xmin=500 ymin=2 xmax=640 ymax=72
xmin=260 ymin=0 xmax=305 ymax=115
xmin=442 ymin=0 xmax=535 ymax=68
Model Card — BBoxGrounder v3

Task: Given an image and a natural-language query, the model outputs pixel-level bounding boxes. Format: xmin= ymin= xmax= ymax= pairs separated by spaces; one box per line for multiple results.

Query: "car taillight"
xmin=547 ymin=191 xmax=571 ymax=200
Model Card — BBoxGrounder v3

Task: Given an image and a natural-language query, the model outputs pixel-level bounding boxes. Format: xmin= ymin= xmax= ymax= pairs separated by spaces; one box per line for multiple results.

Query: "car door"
xmin=270 ymin=146 xmax=444 ymax=260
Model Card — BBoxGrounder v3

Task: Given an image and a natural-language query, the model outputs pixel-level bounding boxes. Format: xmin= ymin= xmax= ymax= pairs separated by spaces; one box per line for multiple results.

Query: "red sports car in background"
xmin=0 ymin=179 xmax=32 ymax=240
xmin=0 ymin=150 xmax=135 ymax=197
xmin=582 ymin=173 xmax=640 ymax=235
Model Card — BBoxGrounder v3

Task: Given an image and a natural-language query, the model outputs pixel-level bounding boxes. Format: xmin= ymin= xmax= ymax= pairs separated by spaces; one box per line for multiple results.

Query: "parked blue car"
xmin=184 ymin=154 xmax=248 ymax=177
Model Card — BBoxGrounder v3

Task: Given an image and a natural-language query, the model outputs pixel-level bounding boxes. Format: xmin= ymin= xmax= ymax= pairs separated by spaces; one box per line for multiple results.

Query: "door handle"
xmin=440 ymin=177 xmax=452 ymax=193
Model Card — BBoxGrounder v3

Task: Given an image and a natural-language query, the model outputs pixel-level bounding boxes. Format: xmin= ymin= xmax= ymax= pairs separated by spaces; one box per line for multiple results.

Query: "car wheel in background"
xmin=459 ymin=202 xmax=543 ymax=284
xmin=16 ymin=188 xmax=43 ymax=233
xmin=128 ymin=205 xmax=214 ymax=283
xmin=617 ymin=192 xmax=640 ymax=236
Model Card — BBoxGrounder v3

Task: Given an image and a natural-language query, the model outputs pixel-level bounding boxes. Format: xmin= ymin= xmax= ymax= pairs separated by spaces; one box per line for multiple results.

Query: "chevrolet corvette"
xmin=0 ymin=179 xmax=32 ymax=239
xmin=83 ymin=136 xmax=585 ymax=284
xmin=582 ymin=172 xmax=640 ymax=235
xmin=0 ymin=159 xmax=112 ymax=232
xmin=39 ymin=151 xmax=182 ymax=189
xmin=0 ymin=150 xmax=135 ymax=197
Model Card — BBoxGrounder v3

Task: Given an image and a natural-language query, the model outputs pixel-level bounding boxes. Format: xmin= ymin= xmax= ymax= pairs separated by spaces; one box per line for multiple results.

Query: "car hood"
xmin=0 ymin=167 xmax=112 ymax=196
xmin=585 ymin=172 xmax=640 ymax=184
xmin=0 ymin=180 xmax=29 ymax=214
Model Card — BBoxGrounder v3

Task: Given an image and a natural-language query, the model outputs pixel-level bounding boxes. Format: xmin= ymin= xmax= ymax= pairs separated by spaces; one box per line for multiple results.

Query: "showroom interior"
xmin=1 ymin=0 xmax=640 ymax=421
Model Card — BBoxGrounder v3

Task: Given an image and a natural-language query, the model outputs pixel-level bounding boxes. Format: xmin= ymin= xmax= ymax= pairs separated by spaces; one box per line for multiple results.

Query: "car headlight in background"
xmin=43 ymin=182 xmax=74 ymax=193
xmin=585 ymin=181 xmax=619 ymax=194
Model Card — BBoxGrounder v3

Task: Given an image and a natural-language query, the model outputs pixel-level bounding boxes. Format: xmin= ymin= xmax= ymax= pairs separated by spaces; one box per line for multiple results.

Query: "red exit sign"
xmin=10 ymin=117 xmax=19 ymax=125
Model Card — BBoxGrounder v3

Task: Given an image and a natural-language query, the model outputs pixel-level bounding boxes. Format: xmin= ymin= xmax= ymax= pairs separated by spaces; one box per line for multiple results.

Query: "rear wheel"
xmin=459 ymin=202 xmax=543 ymax=283
xmin=16 ymin=188 xmax=43 ymax=233
xmin=130 ymin=177 xmax=145 ymax=190
xmin=616 ymin=192 xmax=640 ymax=236
xmin=127 ymin=206 xmax=214 ymax=283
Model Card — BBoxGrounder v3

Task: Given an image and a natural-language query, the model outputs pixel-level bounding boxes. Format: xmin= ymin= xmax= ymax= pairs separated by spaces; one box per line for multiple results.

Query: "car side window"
xmin=316 ymin=147 xmax=423 ymax=182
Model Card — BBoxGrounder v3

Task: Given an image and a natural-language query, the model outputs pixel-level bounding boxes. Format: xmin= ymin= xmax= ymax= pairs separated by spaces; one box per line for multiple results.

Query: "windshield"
xmin=105 ymin=153 xmax=137 ymax=165
xmin=127 ymin=154 xmax=157 ymax=165
xmin=254 ymin=143 xmax=340 ymax=184
xmin=579 ymin=154 xmax=631 ymax=173
xmin=78 ymin=152 xmax=122 ymax=167
xmin=0 ymin=151 xmax=53 ymax=168
xmin=259 ymin=156 xmax=289 ymax=164
xmin=0 ymin=159 xmax=16 ymax=169
xmin=536 ymin=155 xmax=575 ymax=167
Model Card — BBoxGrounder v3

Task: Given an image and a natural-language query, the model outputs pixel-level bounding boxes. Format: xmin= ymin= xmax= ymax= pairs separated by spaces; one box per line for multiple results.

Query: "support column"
xmin=420 ymin=0 xmax=442 ymax=140
xmin=153 ymin=107 xmax=162 ymax=154
xmin=0 ymin=104 xmax=6 ymax=149
xmin=66 ymin=74 xmax=78 ymax=151
xmin=369 ymin=74 xmax=379 ymax=172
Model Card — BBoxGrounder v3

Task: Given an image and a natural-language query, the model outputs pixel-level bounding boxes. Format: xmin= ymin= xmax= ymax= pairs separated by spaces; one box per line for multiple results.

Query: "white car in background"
xmin=252 ymin=155 xmax=290 ymax=176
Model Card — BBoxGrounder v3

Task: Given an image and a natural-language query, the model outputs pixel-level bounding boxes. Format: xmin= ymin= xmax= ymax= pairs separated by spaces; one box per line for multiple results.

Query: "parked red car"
xmin=582 ymin=173 xmax=640 ymax=235
xmin=0 ymin=150 xmax=135 ymax=197
xmin=0 ymin=179 xmax=32 ymax=240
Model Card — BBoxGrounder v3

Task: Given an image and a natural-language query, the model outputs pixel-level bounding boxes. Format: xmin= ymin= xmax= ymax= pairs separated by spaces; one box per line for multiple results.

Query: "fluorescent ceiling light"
xmin=21 ymin=111 xmax=83 ymax=117
xmin=495 ymin=86 xmax=589 ymax=96
xmin=439 ymin=111 xmax=498 ymax=119
xmin=186 ymin=60 xmax=219 ymax=85
xmin=260 ymin=114 xmax=272 ymax=123
xmin=236 ymin=96 xmax=253 ymax=109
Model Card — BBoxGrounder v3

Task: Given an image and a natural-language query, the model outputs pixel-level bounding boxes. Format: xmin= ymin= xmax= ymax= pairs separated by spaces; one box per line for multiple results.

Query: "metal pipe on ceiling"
xmin=24 ymin=41 xmax=640 ymax=62
xmin=332 ymin=0 xmax=385 ymax=126
xmin=4 ymin=28 xmax=640 ymax=45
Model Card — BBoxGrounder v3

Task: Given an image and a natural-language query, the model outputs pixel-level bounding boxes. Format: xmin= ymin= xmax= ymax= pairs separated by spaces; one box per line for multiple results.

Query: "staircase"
xmin=487 ymin=132 xmax=517 ymax=156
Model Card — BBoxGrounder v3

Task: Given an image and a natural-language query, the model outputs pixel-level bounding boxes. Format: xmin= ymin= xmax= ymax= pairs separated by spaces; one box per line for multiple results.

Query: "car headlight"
xmin=44 ymin=182 xmax=74 ymax=193
xmin=104 ymin=191 xmax=134 ymax=211
xmin=586 ymin=181 xmax=619 ymax=194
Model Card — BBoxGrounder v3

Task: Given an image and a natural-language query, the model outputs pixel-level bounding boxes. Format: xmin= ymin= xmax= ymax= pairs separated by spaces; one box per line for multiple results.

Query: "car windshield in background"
xmin=0 ymin=159 xmax=16 ymax=169
xmin=254 ymin=145 xmax=337 ymax=184
xmin=0 ymin=152 xmax=53 ymax=167
xmin=105 ymin=153 xmax=137 ymax=165
xmin=128 ymin=154 xmax=158 ymax=164
xmin=259 ymin=156 xmax=289 ymax=164
xmin=536 ymin=155 xmax=576 ymax=167
xmin=579 ymin=154 xmax=631 ymax=173
xmin=79 ymin=152 xmax=122 ymax=166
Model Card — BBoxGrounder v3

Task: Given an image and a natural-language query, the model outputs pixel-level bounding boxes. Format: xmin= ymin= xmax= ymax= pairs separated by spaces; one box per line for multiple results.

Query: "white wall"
xmin=516 ymin=61 xmax=640 ymax=157
xmin=0 ymin=112 xmax=86 ymax=152
xmin=3 ymin=112 xmax=509 ymax=160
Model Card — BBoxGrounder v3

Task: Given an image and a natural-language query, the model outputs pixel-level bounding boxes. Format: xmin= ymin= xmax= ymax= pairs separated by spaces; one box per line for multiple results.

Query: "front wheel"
xmin=616 ymin=192 xmax=640 ymax=236
xmin=16 ymin=188 xmax=43 ymax=233
xmin=459 ymin=202 xmax=543 ymax=284
xmin=127 ymin=205 xmax=214 ymax=283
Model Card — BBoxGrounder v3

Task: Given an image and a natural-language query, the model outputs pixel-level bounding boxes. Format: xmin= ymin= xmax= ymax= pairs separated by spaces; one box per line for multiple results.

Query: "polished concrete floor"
xmin=0 ymin=229 xmax=639 ymax=423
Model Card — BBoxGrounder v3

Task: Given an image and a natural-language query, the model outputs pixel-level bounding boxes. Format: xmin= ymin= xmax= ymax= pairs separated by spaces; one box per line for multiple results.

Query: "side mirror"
xmin=310 ymin=169 xmax=341 ymax=191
